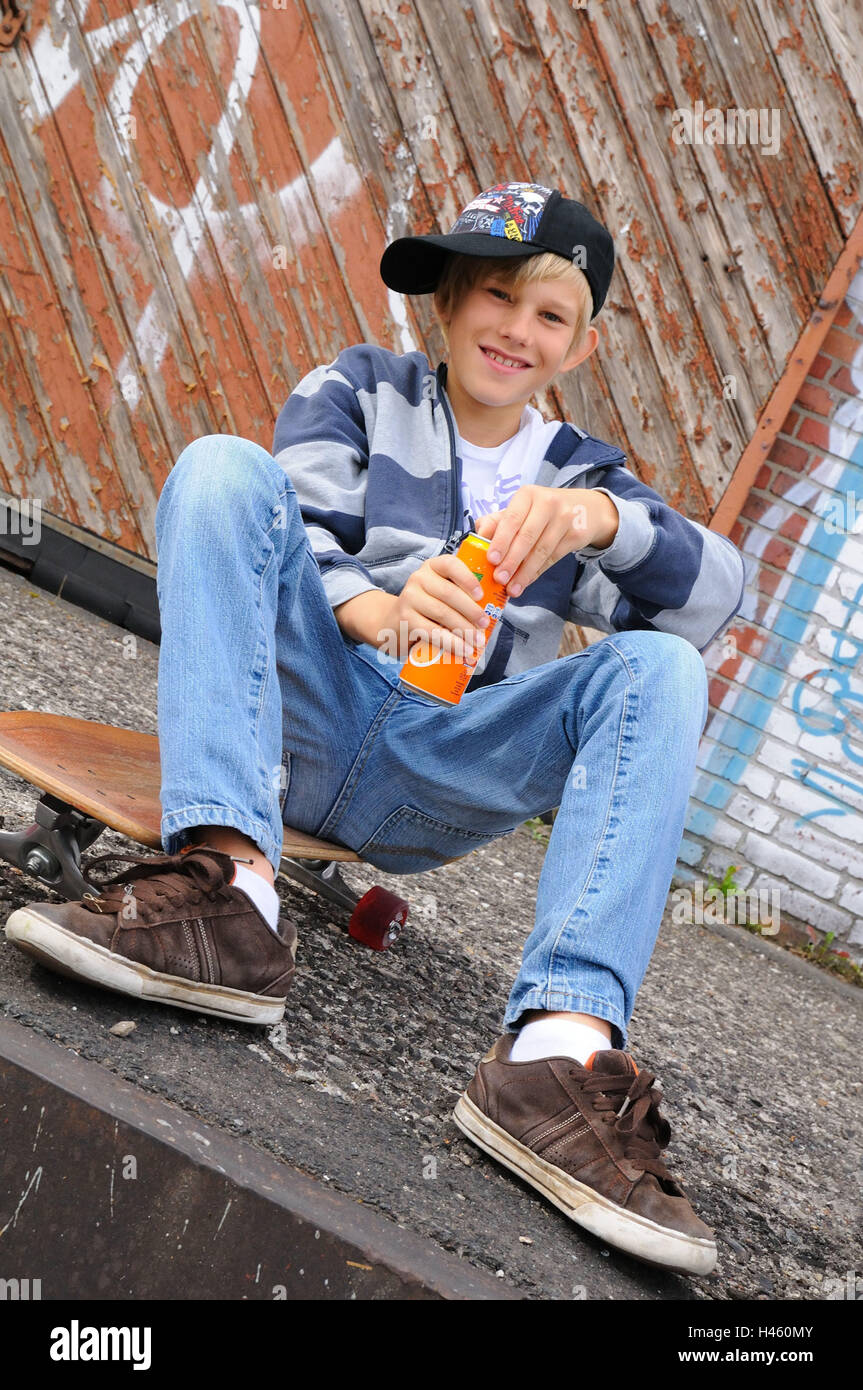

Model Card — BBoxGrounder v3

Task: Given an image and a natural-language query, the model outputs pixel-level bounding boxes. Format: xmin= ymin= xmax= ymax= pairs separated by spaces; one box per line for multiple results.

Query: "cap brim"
xmin=380 ymin=232 xmax=546 ymax=294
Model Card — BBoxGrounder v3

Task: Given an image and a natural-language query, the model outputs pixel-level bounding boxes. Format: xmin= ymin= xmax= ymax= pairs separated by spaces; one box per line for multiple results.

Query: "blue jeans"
xmin=155 ymin=435 xmax=709 ymax=1050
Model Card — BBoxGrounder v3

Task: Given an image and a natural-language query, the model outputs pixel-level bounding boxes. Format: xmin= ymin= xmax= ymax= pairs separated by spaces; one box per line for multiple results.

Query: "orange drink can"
xmin=398 ymin=532 xmax=509 ymax=706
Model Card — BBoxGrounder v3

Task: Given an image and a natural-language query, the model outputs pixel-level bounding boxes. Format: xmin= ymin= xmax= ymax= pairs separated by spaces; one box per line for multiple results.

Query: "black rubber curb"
xmin=0 ymin=1017 xmax=519 ymax=1301
xmin=0 ymin=497 xmax=159 ymax=644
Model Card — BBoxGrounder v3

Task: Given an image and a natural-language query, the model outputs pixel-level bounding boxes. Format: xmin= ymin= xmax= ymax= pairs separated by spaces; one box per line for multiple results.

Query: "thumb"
xmin=474 ymin=511 xmax=498 ymax=540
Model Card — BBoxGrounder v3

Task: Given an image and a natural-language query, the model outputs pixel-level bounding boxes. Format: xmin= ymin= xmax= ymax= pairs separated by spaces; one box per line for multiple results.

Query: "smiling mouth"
xmin=480 ymin=345 xmax=532 ymax=370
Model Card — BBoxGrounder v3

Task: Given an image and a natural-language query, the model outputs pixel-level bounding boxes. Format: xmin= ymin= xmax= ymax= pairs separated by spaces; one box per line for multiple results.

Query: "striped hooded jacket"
xmin=271 ymin=344 xmax=746 ymax=689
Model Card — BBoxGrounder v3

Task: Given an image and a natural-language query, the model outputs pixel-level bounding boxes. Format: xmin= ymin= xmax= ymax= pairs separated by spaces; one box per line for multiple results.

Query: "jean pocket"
xmin=357 ymin=804 xmax=499 ymax=874
xmin=346 ymin=639 xmax=404 ymax=689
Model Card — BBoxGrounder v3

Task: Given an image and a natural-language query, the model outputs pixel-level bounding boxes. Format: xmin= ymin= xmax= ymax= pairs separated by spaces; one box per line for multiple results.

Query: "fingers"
xmin=473 ymin=512 xmax=499 ymax=542
xmin=423 ymin=568 xmax=490 ymax=643
xmin=431 ymin=555 xmax=492 ymax=628
xmin=485 ymin=492 xmax=533 ymax=580
xmin=404 ymin=604 xmax=486 ymax=664
xmin=487 ymin=491 xmax=558 ymax=594
xmin=486 ymin=488 xmax=591 ymax=595
xmin=401 ymin=559 xmax=492 ymax=662
xmin=504 ymin=514 xmax=579 ymax=594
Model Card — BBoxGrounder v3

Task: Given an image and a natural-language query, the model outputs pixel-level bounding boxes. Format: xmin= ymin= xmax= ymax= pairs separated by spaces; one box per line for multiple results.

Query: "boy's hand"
xmin=379 ymin=554 xmax=493 ymax=664
xmin=474 ymin=485 xmax=619 ymax=596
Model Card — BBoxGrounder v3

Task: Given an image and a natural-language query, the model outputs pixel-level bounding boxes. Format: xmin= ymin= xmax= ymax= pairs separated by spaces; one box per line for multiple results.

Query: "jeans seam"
xmin=545 ymin=644 xmax=637 ymax=998
xmin=605 ymin=638 xmax=638 ymax=681
xmin=249 ymin=536 xmax=281 ymax=833
xmin=313 ymin=688 xmax=402 ymax=841
xmin=250 ymin=483 xmax=298 ymax=831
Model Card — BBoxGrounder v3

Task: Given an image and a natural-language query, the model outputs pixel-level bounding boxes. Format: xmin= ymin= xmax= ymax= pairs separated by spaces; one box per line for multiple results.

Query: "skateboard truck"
xmin=0 ymin=816 xmax=407 ymax=952
xmin=0 ymin=712 xmax=410 ymax=952
xmin=0 ymin=813 xmax=408 ymax=951
xmin=279 ymin=856 xmax=407 ymax=950
xmin=0 ymin=792 xmax=107 ymax=901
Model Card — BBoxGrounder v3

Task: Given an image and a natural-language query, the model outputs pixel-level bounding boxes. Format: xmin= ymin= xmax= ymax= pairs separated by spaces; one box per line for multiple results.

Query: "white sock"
xmin=230 ymin=860 xmax=281 ymax=934
xmin=510 ymin=1016 xmax=614 ymax=1066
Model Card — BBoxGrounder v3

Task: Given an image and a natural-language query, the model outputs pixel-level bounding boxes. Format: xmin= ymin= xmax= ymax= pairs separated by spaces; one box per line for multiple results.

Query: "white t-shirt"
xmin=457 ymin=405 xmax=562 ymax=530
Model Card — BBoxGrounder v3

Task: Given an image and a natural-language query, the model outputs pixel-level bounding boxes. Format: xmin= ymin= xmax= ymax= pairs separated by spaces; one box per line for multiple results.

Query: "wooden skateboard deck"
xmin=0 ymin=712 xmax=408 ymax=950
xmin=0 ymin=711 xmax=358 ymax=861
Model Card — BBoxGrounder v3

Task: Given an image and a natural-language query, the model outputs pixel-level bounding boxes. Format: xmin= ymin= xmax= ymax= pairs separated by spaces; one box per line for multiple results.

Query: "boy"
xmin=6 ymin=183 xmax=745 ymax=1277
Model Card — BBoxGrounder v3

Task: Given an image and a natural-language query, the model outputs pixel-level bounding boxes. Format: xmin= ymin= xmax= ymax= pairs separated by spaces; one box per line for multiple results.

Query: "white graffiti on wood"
xmin=20 ymin=0 xmax=366 ymax=404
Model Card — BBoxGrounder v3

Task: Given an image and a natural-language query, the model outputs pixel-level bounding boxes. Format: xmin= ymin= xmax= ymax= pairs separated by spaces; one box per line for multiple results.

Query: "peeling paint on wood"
xmin=0 ymin=0 xmax=861 ymax=560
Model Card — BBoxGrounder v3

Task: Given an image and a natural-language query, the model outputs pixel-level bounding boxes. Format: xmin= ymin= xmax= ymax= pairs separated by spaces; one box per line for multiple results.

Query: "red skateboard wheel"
xmin=348 ymin=886 xmax=408 ymax=950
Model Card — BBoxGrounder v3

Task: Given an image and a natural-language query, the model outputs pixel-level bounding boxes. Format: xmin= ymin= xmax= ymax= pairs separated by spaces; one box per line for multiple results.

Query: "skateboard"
xmin=0 ymin=712 xmax=408 ymax=950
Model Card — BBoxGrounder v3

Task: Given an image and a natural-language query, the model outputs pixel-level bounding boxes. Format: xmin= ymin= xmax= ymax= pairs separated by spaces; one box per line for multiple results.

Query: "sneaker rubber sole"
xmin=453 ymin=1091 xmax=717 ymax=1276
xmin=5 ymin=907 xmax=290 ymax=1025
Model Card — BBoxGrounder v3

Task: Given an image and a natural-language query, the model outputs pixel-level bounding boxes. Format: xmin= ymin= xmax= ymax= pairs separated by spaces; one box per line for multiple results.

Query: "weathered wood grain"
xmin=755 ymin=0 xmax=863 ymax=235
xmin=640 ymin=0 xmax=843 ymax=329
xmin=811 ymin=0 xmax=863 ymax=135
xmin=0 ymin=0 xmax=860 ymax=562
xmin=347 ymin=0 xmax=702 ymax=514
xmin=474 ymin=0 xmax=741 ymax=512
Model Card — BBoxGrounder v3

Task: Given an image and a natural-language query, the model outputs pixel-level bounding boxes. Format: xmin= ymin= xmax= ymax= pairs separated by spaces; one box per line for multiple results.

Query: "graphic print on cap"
xmin=450 ymin=182 xmax=553 ymax=243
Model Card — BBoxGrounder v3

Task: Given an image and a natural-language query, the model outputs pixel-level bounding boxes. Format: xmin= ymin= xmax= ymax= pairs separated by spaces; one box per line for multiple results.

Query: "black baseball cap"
xmin=380 ymin=182 xmax=615 ymax=318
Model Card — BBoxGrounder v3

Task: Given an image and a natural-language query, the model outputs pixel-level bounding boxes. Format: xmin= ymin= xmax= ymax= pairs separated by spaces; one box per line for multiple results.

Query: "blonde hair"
xmin=433 ymin=251 xmax=593 ymax=352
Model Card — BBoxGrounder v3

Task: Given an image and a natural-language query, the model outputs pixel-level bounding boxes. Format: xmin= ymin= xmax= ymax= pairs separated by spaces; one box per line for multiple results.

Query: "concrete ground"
xmin=0 ymin=564 xmax=860 ymax=1301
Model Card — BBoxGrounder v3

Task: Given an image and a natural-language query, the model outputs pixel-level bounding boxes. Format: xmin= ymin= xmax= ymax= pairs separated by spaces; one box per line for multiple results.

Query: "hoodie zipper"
xmin=433 ymin=374 xmax=611 ymax=674
xmin=436 ymin=362 xmax=470 ymax=554
xmin=436 ymin=367 xmax=608 ymax=551
xmin=435 ymin=367 xmax=532 ymax=658
xmin=434 ymin=371 xmax=608 ymax=640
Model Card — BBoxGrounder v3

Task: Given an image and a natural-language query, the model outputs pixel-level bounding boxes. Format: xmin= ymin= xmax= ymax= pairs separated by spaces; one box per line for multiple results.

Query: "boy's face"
xmin=438 ymin=266 xmax=598 ymax=434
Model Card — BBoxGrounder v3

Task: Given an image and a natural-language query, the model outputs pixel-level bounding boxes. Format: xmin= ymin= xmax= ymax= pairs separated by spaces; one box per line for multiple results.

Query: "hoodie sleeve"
xmin=271 ymin=357 xmax=379 ymax=610
xmin=567 ymin=465 xmax=746 ymax=653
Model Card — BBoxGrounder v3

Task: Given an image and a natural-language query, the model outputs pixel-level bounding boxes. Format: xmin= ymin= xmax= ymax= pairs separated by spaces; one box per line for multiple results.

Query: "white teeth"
xmin=484 ymin=349 xmax=525 ymax=368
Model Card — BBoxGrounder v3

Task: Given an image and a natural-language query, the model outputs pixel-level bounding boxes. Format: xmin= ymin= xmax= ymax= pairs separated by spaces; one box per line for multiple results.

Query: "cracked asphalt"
xmin=1 ymin=565 xmax=861 ymax=1301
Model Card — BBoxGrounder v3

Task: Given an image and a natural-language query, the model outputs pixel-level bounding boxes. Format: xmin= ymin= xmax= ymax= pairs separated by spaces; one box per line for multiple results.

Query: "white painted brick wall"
xmin=797 ymin=732 xmax=850 ymax=767
xmin=703 ymin=847 xmax=745 ymax=881
xmin=814 ymin=592 xmax=850 ymax=625
xmin=685 ymin=283 xmax=863 ymax=960
xmin=756 ymin=740 xmax=801 ymax=778
xmin=727 ymin=793 xmax=779 ymax=833
xmin=701 ymin=815 xmax=742 ymax=849
xmin=773 ymin=777 xmax=863 ymax=828
xmin=787 ymin=649 xmax=824 ymax=680
xmin=743 ymin=832 xmax=841 ymax=897
xmin=838 ymin=569 xmax=863 ymax=601
xmin=765 ymin=707 xmax=805 ymax=745
xmin=772 ymin=815 xmax=863 ymax=877
xmin=839 ymin=881 xmax=863 ymax=915
xmin=749 ymin=877 xmax=853 ymax=935
xmin=739 ymin=764 xmax=776 ymax=798
xmin=728 ymin=862 xmax=755 ymax=889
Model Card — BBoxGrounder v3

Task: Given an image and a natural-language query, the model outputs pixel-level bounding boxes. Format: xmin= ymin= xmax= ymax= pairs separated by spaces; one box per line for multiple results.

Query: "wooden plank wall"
xmin=0 ymin=0 xmax=861 ymax=562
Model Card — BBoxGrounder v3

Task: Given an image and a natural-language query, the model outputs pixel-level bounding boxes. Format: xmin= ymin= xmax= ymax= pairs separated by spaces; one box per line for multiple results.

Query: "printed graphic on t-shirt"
xmin=464 ymin=471 xmax=523 ymax=519
xmin=455 ymin=403 xmax=563 ymax=536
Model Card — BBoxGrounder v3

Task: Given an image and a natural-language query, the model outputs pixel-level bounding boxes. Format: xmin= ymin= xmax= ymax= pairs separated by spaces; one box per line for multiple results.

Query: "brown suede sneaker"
xmin=453 ymin=1032 xmax=717 ymax=1275
xmin=4 ymin=844 xmax=296 ymax=1025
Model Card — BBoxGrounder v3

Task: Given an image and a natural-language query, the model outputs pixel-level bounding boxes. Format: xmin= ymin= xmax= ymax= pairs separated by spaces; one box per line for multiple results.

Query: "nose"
xmin=499 ymin=305 xmax=533 ymax=344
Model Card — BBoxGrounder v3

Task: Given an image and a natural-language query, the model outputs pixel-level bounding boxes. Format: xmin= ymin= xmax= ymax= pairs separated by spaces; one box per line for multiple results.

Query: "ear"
xmin=559 ymin=324 xmax=599 ymax=374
